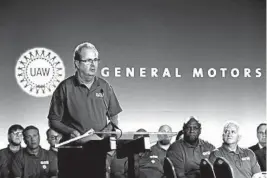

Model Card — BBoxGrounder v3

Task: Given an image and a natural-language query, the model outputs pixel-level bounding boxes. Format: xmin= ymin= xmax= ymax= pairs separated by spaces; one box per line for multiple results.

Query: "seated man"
xmin=0 ymin=124 xmax=24 ymax=178
xmin=166 ymin=117 xmax=215 ymax=178
xmin=249 ymin=123 xmax=266 ymax=172
xmin=209 ymin=121 xmax=261 ymax=178
xmin=12 ymin=126 xmax=58 ymax=178
xmin=46 ymin=128 xmax=62 ymax=154
xmin=151 ymin=125 xmax=173 ymax=166
xmin=124 ymin=129 xmax=164 ymax=178
xmin=249 ymin=123 xmax=266 ymax=152
xmin=109 ymin=129 xmax=164 ymax=178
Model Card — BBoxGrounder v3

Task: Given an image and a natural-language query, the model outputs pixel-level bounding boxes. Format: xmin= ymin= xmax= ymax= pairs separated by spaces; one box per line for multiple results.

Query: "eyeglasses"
xmin=11 ymin=132 xmax=23 ymax=137
xmin=48 ymin=135 xmax=61 ymax=140
xmin=258 ymin=131 xmax=266 ymax=135
xmin=77 ymin=58 xmax=100 ymax=64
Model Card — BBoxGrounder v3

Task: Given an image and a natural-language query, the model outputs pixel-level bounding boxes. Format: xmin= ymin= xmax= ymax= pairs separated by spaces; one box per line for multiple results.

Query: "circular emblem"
xmin=15 ymin=47 xmax=65 ymax=97
xmin=42 ymin=165 xmax=47 ymax=169
xmin=151 ymin=160 xmax=155 ymax=164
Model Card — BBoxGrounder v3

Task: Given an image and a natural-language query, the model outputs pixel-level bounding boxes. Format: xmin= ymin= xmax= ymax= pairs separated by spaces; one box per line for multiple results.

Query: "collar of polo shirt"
xmin=222 ymin=144 xmax=244 ymax=154
xmin=183 ymin=138 xmax=203 ymax=148
xmin=74 ymin=72 xmax=101 ymax=89
xmin=26 ymin=147 xmax=42 ymax=157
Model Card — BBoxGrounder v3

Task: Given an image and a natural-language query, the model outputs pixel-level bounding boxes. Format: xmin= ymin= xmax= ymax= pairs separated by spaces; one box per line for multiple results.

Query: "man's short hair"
xmin=73 ymin=42 xmax=99 ymax=62
xmin=46 ymin=128 xmax=61 ymax=138
xmin=46 ymin=128 xmax=53 ymax=137
xmin=134 ymin=128 xmax=148 ymax=139
xmin=23 ymin=125 xmax=39 ymax=137
xmin=183 ymin=116 xmax=201 ymax=130
xmin=8 ymin=124 xmax=24 ymax=135
xmin=223 ymin=121 xmax=240 ymax=134
xmin=257 ymin=123 xmax=266 ymax=132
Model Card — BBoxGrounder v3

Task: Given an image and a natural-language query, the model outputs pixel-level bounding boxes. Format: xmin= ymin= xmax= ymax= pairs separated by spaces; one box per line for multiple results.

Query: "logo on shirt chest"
xmin=40 ymin=160 xmax=49 ymax=169
xmin=241 ymin=157 xmax=250 ymax=161
xmin=202 ymin=151 xmax=211 ymax=156
xmin=96 ymin=92 xmax=104 ymax=97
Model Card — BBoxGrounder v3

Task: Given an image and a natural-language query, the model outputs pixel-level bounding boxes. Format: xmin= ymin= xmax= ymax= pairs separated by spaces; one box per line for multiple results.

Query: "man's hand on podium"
xmin=70 ymin=130 xmax=83 ymax=143
xmin=101 ymin=125 xmax=112 ymax=138
xmin=70 ymin=130 xmax=81 ymax=138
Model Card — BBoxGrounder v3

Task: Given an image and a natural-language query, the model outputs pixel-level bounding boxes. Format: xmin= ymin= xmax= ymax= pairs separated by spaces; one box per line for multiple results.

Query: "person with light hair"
xmin=209 ymin=121 xmax=262 ymax=178
xmin=48 ymin=42 xmax=122 ymax=178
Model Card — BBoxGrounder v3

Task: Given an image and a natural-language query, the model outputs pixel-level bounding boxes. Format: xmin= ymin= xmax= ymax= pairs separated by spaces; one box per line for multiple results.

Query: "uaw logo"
xmin=40 ymin=160 xmax=49 ymax=169
xmin=15 ymin=47 xmax=65 ymax=97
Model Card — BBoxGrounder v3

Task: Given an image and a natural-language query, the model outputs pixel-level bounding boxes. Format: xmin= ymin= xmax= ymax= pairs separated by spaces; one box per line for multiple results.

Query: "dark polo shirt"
xmin=255 ymin=147 xmax=266 ymax=171
xmin=151 ymin=142 xmax=168 ymax=166
xmin=0 ymin=146 xmax=22 ymax=178
xmin=12 ymin=147 xmax=57 ymax=178
xmin=209 ymin=144 xmax=261 ymax=178
xmin=167 ymin=139 xmax=215 ymax=178
xmin=48 ymin=73 xmax=122 ymax=140
xmin=124 ymin=151 xmax=164 ymax=178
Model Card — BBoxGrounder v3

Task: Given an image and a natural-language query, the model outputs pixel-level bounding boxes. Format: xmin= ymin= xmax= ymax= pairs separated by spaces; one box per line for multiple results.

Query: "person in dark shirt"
xmin=249 ymin=123 xmax=266 ymax=152
xmin=12 ymin=126 xmax=58 ymax=178
xmin=151 ymin=125 xmax=173 ymax=166
xmin=166 ymin=117 xmax=215 ymax=178
xmin=0 ymin=124 xmax=24 ymax=178
xmin=254 ymin=147 xmax=266 ymax=172
xmin=46 ymin=128 xmax=62 ymax=154
xmin=48 ymin=42 xmax=122 ymax=178
xmin=125 ymin=129 xmax=164 ymax=178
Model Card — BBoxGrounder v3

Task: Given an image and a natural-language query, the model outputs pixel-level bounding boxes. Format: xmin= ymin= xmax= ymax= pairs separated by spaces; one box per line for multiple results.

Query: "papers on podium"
xmin=55 ymin=129 xmax=103 ymax=148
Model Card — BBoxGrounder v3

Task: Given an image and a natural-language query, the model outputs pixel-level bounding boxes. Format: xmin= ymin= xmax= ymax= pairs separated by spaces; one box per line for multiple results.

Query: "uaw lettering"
xmin=15 ymin=47 xmax=65 ymax=97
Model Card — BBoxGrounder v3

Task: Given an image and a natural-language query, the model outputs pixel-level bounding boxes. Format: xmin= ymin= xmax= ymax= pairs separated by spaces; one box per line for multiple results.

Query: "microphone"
xmin=100 ymin=89 xmax=120 ymax=130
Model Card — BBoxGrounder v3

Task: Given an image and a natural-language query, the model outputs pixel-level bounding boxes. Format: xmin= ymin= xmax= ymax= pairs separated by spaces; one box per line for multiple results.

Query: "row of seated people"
xmin=0 ymin=119 xmax=266 ymax=178
xmin=0 ymin=125 xmax=60 ymax=178
xmin=106 ymin=118 xmax=266 ymax=178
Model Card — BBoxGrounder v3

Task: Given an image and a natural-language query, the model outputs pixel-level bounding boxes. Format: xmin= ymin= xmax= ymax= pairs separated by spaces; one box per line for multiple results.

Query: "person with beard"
xmin=48 ymin=42 xmax=122 ymax=178
xmin=209 ymin=121 xmax=261 ymax=178
xmin=166 ymin=117 xmax=215 ymax=178
xmin=0 ymin=124 xmax=24 ymax=178
xmin=12 ymin=126 xmax=58 ymax=178
xmin=151 ymin=125 xmax=173 ymax=166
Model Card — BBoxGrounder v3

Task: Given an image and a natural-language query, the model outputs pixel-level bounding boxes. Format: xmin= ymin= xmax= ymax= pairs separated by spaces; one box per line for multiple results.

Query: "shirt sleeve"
xmin=248 ymin=149 xmax=261 ymax=174
xmin=166 ymin=144 xmax=186 ymax=178
xmin=0 ymin=153 xmax=9 ymax=178
xmin=208 ymin=150 xmax=218 ymax=165
xmin=48 ymin=83 xmax=66 ymax=122
xmin=12 ymin=153 xmax=23 ymax=178
xmin=107 ymin=84 xmax=122 ymax=118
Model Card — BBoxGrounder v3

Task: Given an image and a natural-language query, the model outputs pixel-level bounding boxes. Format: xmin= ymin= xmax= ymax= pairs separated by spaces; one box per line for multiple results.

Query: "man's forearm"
xmin=110 ymin=115 xmax=118 ymax=126
xmin=49 ymin=120 xmax=76 ymax=135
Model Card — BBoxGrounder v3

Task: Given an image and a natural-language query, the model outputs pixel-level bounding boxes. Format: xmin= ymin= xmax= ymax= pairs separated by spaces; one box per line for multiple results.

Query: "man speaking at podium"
xmin=48 ymin=42 xmax=122 ymax=178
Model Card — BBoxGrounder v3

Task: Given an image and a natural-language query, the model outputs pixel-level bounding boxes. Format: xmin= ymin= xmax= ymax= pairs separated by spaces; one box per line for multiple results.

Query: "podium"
xmin=57 ymin=130 xmax=151 ymax=178
xmin=58 ymin=136 xmax=116 ymax=178
xmin=116 ymin=136 xmax=151 ymax=178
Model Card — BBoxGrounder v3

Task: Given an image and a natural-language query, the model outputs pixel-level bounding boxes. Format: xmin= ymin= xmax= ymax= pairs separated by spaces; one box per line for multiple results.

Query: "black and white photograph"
xmin=0 ymin=0 xmax=266 ymax=178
